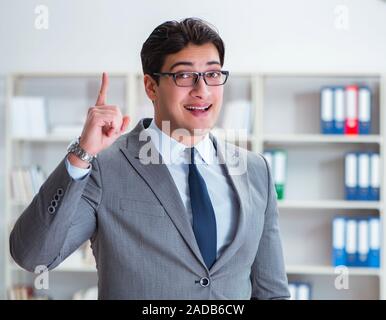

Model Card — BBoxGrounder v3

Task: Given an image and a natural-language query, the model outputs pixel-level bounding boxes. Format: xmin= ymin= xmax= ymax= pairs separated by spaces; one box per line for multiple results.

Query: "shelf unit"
xmin=263 ymin=134 xmax=383 ymax=145
xmin=2 ymin=71 xmax=386 ymax=299
xmin=286 ymin=265 xmax=381 ymax=276
xmin=254 ymin=72 xmax=386 ymax=300
xmin=3 ymin=73 xmax=132 ymax=300
xmin=278 ymin=200 xmax=382 ymax=210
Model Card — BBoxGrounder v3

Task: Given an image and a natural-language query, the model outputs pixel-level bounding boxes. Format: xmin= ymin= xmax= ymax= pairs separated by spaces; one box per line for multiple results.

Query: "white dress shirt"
xmin=65 ymin=120 xmax=238 ymax=258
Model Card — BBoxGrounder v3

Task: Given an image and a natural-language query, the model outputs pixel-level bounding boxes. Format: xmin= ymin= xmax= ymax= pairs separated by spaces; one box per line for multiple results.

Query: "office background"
xmin=1 ymin=0 xmax=386 ymax=300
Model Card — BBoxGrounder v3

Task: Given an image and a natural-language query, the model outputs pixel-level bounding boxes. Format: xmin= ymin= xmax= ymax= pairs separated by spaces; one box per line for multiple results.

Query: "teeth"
xmin=185 ymin=105 xmax=210 ymax=110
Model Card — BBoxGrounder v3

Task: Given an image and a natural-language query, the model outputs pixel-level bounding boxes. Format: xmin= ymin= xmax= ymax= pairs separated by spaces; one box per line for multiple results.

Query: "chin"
xmin=173 ymin=116 xmax=217 ymax=136
xmin=187 ymin=124 xmax=213 ymax=136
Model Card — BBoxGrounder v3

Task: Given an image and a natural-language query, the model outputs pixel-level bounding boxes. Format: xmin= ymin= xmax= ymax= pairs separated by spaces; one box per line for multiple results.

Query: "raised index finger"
xmin=96 ymin=72 xmax=109 ymax=106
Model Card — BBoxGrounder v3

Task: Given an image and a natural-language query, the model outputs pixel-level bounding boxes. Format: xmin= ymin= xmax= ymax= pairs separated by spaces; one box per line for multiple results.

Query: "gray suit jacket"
xmin=10 ymin=118 xmax=289 ymax=300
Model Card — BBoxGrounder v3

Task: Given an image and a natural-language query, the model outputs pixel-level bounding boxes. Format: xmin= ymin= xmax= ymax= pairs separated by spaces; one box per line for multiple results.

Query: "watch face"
xmin=80 ymin=150 xmax=87 ymax=161
xmin=67 ymin=137 xmax=93 ymax=163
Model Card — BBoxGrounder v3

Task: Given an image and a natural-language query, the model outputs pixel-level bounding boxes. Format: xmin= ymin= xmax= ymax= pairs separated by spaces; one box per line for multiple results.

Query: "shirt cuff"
xmin=65 ymin=155 xmax=91 ymax=181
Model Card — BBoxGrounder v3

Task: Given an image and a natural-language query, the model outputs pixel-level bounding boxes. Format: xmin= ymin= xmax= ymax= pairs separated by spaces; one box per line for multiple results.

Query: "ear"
xmin=144 ymin=74 xmax=158 ymax=101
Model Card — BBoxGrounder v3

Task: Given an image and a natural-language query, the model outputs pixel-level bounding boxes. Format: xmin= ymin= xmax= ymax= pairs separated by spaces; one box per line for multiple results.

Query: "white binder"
xmin=345 ymin=219 xmax=358 ymax=266
xmin=358 ymin=153 xmax=370 ymax=200
xmin=370 ymin=153 xmax=380 ymax=200
xmin=332 ymin=217 xmax=346 ymax=266
xmin=334 ymin=87 xmax=345 ymax=133
xmin=297 ymin=284 xmax=311 ymax=300
xmin=358 ymin=87 xmax=371 ymax=134
xmin=321 ymin=87 xmax=334 ymax=133
xmin=288 ymin=283 xmax=297 ymax=300
xmin=345 ymin=153 xmax=358 ymax=200
xmin=357 ymin=219 xmax=369 ymax=266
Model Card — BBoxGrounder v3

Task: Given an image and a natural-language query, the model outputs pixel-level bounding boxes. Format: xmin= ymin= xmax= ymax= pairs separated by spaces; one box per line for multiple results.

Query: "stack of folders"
xmin=345 ymin=152 xmax=380 ymax=201
xmin=10 ymin=166 xmax=46 ymax=204
xmin=11 ymin=97 xmax=48 ymax=138
xmin=221 ymin=99 xmax=252 ymax=133
xmin=263 ymin=150 xmax=287 ymax=200
xmin=288 ymin=282 xmax=312 ymax=300
xmin=332 ymin=216 xmax=380 ymax=268
xmin=320 ymin=85 xmax=371 ymax=135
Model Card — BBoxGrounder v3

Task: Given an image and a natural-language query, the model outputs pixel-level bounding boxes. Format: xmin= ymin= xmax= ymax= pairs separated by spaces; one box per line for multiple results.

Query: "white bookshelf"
xmin=286 ymin=265 xmax=381 ymax=276
xmin=11 ymin=136 xmax=75 ymax=143
xmin=264 ymin=134 xmax=382 ymax=145
xmin=278 ymin=200 xmax=382 ymax=210
xmin=3 ymin=71 xmax=386 ymax=300
xmin=253 ymin=72 xmax=386 ymax=300
xmin=3 ymin=73 xmax=131 ymax=300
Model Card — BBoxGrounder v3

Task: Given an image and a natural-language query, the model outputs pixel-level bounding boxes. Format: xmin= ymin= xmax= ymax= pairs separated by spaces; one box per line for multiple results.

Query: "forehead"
xmin=162 ymin=43 xmax=220 ymax=71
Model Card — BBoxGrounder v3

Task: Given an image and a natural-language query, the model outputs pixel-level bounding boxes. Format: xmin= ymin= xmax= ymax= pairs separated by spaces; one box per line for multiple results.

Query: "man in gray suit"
xmin=10 ymin=18 xmax=289 ymax=300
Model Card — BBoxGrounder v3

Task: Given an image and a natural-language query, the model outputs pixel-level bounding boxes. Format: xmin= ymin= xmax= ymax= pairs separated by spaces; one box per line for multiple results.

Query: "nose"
xmin=190 ymin=75 xmax=210 ymax=99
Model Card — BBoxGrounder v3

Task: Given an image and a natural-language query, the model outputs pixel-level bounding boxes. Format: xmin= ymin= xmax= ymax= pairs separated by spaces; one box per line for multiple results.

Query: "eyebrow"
xmin=169 ymin=60 xmax=221 ymax=71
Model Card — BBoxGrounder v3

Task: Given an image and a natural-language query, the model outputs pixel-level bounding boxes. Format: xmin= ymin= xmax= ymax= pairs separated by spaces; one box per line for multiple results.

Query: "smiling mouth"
xmin=184 ymin=104 xmax=212 ymax=113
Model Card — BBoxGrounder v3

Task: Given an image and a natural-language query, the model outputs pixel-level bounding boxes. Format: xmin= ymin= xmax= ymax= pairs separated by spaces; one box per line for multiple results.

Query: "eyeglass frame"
xmin=152 ymin=70 xmax=230 ymax=87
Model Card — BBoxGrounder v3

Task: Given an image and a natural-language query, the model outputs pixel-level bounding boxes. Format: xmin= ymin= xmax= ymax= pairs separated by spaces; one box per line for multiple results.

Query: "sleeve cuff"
xmin=65 ymin=155 xmax=91 ymax=181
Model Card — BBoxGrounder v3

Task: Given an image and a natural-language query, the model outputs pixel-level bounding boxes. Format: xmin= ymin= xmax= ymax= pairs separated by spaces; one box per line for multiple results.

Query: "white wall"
xmin=0 ymin=0 xmax=386 ymax=74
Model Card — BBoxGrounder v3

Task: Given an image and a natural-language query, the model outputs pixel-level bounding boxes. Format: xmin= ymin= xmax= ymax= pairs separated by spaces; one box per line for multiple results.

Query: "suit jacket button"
xmin=57 ymin=188 xmax=64 ymax=196
xmin=48 ymin=206 xmax=55 ymax=214
xmin=199 ymin=277 xmax=210 ymax=287
xmin=51 ymin=200 xmax=58 ymax=208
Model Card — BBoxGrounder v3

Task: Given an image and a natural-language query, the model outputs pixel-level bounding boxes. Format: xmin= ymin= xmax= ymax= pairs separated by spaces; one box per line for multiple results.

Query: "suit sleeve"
xmin=250 ymin=155 xmax=290 ymax=300
xmin=9 ymin=156 xmax=102 ymax=272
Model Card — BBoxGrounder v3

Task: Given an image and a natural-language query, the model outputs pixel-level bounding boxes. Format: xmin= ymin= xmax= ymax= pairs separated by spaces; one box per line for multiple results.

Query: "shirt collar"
xmin=145 ymin=119 xmax=215 ymax=165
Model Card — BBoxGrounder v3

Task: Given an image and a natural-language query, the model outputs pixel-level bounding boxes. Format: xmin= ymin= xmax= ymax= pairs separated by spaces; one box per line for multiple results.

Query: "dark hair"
xmin=140 ymin=18 xmax=225 ymax=84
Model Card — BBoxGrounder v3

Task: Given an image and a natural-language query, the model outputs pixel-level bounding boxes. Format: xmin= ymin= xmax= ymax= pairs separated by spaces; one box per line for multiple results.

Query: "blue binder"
xmin=321 ymin=87 xmax=334 ymax=134
xmin=345 ymin=219 xmax=358 ymax=266
xmin=368 ymin=217 xmax=380 ymax=268
xmin=357 ymin=153 xmax=370 ymax=201
xmin=357 ymin=218 xmax=369 ymax=267
xmin=345 ymin=153 xmax=358 ymax=200
xmin=296 ymin=283 xmax=312 ymax=300
xmin=369 ymin=153 xmax=380 ymax=201
xmin=358 ymin=86 xmax=372 ymax=135
xmin=332 ymin=216 xmax=346 ymax=266
xmin=333 ymin=86 xmax=345 ymax=134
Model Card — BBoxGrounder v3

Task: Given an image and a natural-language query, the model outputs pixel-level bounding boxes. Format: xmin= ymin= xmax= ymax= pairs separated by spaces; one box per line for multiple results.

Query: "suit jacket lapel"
xmin=209 ymin=135 xmax=250 ymax=274
xmin=119 ymin=120 xmax=205 ymax=267
xmin=119 ymin=119 xmax=250 ymax=273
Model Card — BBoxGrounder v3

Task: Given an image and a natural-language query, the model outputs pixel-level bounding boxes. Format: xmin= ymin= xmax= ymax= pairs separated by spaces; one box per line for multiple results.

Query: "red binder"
xmin=345 ymin=85 xmax=359 ymax=135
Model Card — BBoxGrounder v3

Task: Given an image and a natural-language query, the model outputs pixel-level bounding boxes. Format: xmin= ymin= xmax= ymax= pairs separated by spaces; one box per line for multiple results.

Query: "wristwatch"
xmin=67 ymin=137 xmax=96 ymax=164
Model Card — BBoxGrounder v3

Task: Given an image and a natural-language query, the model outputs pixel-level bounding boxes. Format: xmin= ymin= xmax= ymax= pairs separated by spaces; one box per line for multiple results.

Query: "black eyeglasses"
xmin=153 ymin=70 xmax=229 ymax=87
